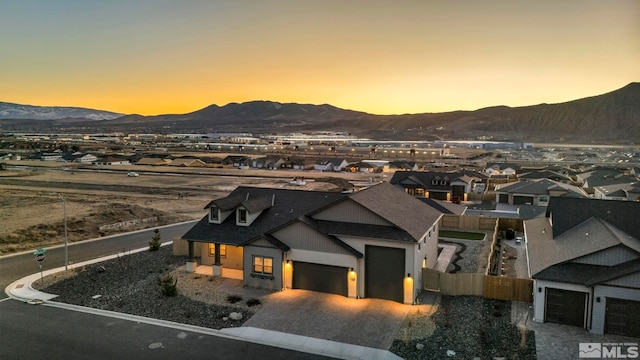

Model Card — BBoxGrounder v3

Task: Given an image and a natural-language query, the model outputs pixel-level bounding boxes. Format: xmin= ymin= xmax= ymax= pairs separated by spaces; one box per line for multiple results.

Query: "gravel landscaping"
xmin=35 ymin=246 xmax=270 ymax=329
xmin=391 ymin=295 xmax=536 ymax=360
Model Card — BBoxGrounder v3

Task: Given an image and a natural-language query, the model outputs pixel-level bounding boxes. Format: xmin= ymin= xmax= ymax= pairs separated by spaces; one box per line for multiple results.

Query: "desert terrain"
xmin=0 ymin=160 xmax=372 ymax=255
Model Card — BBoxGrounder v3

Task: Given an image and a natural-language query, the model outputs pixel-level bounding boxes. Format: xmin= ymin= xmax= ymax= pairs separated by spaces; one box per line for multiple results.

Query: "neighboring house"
xmin=136 ymin=157 xmax=172 ymax=166
xmin=390 ymin=171 xmax=488 ymax=201
xmin=280 ymin=158 xmax=308 ymax=170
xmin=495 ymin=179 xmax=588 ymax=206
xmin=169 ymin=158 xmax=207 ymax=167
xmin=388 ymin=161 xmax=420 ymax=172
xmin=347 ymin=161 xmax=379 ymax=173
xmin=416 ymin=197 xmax=467 ymax=215
xmin=518 ymin=169 xmax=571 ymax=183
xmin=93 ymin=156 xmax=131 ymax=166
xmin=61 ymin=152 xmax=98 ymax=164
xmin=524 ymin=197 xmax=640 ymax=337
xmin=593 ymin=182 xmax=640 ymax=201
xmin=222 ymin=155 xmax=251 ymax=169
xmin=575 ymin=168 xmax=635 ymax=189
xmin=484 ymin=163 xmax=521 ymax=176
xmin=179 ymin=182 xmax=443 ymax=304
xmin=252 ymin=156 xmax=285 ymax=170
xmin=314 ymin=158 xmax=349 ymax=172
xmin=40 ymin=150 xmax=63 ymax=161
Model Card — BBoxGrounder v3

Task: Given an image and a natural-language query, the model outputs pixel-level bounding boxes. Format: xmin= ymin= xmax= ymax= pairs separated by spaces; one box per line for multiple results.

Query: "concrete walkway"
xmin=5 ymin=244 xmax=402 ymax=360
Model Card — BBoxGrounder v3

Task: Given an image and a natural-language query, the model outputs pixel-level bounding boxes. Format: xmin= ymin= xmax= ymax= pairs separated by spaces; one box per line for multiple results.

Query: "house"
xmin=575 ymin=168 xmax=635 ymax=189
xmin=169 ymin=158 xmax=207 ymax=167
xmin=518 ymin=169 xmax=571 ymax=183
xmin=314 ymin=158 xmax=349 ymax=172
xmin=524 ymin=197 xmax=640 ymax=337
xmin=495 ymin=179 xmax=588 ymax=207
xmin=484 ymin=163 xmax=521 ymax=176
xmin=136 ymin=157 xmax=172 ymax=166
xmin=390 ymin=170 xmax=488 ymax=201
xmin=388 ymin=161 xmax=420 ymax=172
xmin=347 ymin=161 xmax=379 ymax=173
xmin=179 ymin=182 xmax=443 ymax=304
xmin=222 ymin=155 xmax=251 ymax=169
xmin=416 ymin=198 xmax=467 ymax=215
xmin=593 ymin=182 xmax=640 ymax=201
xmin=40 ymin=150 xmax=63 ymax=161
xmin=252 ymin=156 xmax=285 ymax=170
xmin=61 ymin=152 xmax=98 ymax=164
xmin=93 ymin=156 xmax=131 ymax=166
xmin=280 ymin=158 xmax=308 ymax=170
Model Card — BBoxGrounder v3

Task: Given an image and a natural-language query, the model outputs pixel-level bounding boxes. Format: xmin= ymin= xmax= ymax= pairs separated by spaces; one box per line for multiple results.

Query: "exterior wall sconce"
xmin=407 ymin=273 xmax=411 ymax=278
xmin=286 ymin=260 xmax=291 ymax=264
xmin=538 ymin=287 xmax=542 ymax=293
xmin=349 ymin=267 xmax=353 ymax=272
xmin=596 ymin=297 xmax=601 ymax=303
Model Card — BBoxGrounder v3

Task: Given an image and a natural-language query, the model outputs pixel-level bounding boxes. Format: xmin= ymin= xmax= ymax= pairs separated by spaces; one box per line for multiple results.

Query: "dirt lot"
xmin=0 ymin=161 xmax=371 ymax=254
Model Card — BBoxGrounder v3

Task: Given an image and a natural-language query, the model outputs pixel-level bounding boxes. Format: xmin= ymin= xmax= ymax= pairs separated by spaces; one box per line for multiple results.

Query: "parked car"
xmin=127 ymin=172 xmax=139 ymax=177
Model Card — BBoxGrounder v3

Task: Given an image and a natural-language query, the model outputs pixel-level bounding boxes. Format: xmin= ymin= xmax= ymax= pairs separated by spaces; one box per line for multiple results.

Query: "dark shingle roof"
xmin=348 ymin=182 xmax=442 ymax=241
xmin=546 ymin=197 xmax=640 ymax=239
xmin=184 ymin=187 xmax=346 ymax=246
xmin=312 ymin=220 xmax=414 ymax=242
xmin=496 ymin=179 xmax=587 ymax=197
xmin=417 ymin=198 xmax=466 ymax=215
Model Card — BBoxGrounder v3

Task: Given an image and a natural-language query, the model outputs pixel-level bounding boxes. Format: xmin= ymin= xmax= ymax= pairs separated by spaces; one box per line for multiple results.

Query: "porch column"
xmin=185 ymin=241 xmax=197 ymax=272
xmin=212 ymin=243 xmax=223 ymax=276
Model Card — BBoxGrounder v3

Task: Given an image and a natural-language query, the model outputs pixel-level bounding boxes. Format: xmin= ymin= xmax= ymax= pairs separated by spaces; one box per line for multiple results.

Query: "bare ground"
xmin=0 ymin=161 xmax=367 ymax=254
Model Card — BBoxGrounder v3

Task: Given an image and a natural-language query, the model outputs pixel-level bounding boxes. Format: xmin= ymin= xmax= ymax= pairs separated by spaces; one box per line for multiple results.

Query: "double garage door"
xmin=292 ymin=262 xmax=348 ymax=297
xmin=605 ymin=298 xmax=640 ymax=338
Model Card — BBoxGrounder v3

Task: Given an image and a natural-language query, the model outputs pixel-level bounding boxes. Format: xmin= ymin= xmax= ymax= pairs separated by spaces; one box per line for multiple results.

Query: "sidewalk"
xmin=4 ymin=244 xmax=402 ymax=360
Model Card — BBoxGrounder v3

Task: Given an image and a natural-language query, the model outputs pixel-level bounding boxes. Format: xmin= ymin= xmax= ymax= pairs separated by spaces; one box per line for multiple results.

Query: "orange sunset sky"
xmin=1 ymin=0 xmax=639 ymax=116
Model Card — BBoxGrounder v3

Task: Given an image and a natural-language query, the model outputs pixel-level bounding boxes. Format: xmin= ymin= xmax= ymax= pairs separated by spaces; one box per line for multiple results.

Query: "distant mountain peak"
xmin=0 ymin=101 xmax=123 ymax=121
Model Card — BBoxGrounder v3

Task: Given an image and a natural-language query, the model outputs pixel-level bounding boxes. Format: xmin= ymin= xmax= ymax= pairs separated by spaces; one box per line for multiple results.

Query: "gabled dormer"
xmin=236 ymin=194 xmax=275 ymax=226
xmin=204 ymin=195 xmax=243 ymax=224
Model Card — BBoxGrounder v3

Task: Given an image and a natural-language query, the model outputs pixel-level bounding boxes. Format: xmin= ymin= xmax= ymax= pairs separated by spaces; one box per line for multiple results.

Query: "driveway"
xmin=243 ymin=289 xmax=427 ymax=350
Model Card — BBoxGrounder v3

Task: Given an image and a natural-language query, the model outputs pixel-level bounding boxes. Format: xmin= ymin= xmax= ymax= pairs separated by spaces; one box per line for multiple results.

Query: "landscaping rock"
xmin=229 ymin=312 xmax=242 ymax=320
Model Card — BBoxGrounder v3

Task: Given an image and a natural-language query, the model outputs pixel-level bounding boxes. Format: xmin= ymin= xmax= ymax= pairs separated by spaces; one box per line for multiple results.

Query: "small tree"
xmin=157 ymin=274 xmax=177 ymax=296
xmin=149 ymin=229 xmax=161 ymax=251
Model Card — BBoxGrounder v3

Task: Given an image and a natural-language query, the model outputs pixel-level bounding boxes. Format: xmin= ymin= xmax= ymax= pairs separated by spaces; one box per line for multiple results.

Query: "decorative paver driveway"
xmin=243 ymin=289 xmax=433 ymax=350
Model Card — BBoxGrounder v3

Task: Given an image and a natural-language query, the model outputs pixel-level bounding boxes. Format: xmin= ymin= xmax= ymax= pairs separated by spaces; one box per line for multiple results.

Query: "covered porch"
xmin=193 ymin=264 xmax=243 ymax=280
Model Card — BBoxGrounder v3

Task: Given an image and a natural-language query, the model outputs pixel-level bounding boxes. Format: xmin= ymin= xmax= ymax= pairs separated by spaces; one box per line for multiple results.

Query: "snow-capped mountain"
xmin=0 ymin=102 xmax=123 ymax=120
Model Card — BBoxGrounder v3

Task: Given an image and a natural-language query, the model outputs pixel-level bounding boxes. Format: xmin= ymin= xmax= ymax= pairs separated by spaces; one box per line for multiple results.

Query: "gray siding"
xmin=602 ymin=271 xmax=640 ymax=288
xmin=243 ymin=245 xmax=283 ymax=291
xmin=312 ymin=199 xmax=393 ymax=226
xmin=572 ymin=246 xmax=639 ymax=266
xmin=273 ymin=222 xmax=353 ymax=255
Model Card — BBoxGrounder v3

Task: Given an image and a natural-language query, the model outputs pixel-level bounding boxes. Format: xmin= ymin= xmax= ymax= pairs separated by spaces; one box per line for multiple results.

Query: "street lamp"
xmin=56 ymin=193 xmax=69 ymax=270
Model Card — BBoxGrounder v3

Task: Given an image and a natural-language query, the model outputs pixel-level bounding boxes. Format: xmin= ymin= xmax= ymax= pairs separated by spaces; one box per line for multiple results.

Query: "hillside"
xmin=1 ymin=83 xmax=638 ymax=143
xmin=0 ymin=102 xmax=123 ymax=121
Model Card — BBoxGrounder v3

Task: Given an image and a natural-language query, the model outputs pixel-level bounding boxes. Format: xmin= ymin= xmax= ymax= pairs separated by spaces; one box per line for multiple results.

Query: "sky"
xmin=1 ymin=0 xmax=639 ymax=116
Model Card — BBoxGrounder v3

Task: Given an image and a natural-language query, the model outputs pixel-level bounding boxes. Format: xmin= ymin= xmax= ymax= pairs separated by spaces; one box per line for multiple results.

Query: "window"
xmin=208 ymin=244 xmax=227 ymax=258
xmin=238 ymin=208 xmax=247 ymax=223
xmin=253 ymin=256 xmax=273 ymax=275
xmin=539 ymin=195 xmax=549 ymax=204
xmin=209 ymin=207 xmax=219 ymax=221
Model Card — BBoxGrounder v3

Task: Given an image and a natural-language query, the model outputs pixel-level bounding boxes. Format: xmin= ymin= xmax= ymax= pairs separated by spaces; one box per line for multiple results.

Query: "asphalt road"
xmin=0 ymin=299 xmax=331 ymax=360
xmin=0 ymin=221 xmax=198 ymax=299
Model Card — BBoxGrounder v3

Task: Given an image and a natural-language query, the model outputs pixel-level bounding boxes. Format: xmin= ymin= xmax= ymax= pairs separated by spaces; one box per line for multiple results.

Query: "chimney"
xmin=272 ymin=194 xmax=275 ymax=206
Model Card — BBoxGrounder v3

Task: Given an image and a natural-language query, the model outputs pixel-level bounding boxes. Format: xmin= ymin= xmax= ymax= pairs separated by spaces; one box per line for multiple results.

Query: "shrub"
xmin=246 ymin=298 xmax=261 ymax=307
xmin=227 ymin=294 xmax=242 ymax=304
xmin=157 ymin=274 xmax=177 ymax=296
xmin=149 ymin=229 xmax=161 ymax=251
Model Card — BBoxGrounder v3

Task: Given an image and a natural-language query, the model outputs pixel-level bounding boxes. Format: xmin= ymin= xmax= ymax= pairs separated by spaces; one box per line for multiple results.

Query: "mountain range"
xmin=1 ymin=83 xmax=638 ymax=143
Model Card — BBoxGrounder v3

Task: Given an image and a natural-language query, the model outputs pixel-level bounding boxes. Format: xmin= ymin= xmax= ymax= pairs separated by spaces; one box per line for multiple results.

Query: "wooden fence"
xmin=423 ymin=268 xmax=533 ymax=303
xmin=440 ymin=214 xmax=498 ymax=231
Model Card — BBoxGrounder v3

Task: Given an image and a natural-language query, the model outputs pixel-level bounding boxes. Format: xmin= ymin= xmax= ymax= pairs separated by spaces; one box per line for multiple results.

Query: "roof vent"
xmin=246 ymin=193 xmax=250 ymax=201
xmin=272 ymin=194 xmax=275 ymax=206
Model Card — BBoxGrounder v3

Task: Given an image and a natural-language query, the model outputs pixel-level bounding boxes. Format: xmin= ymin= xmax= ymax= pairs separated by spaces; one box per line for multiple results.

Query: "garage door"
xmin=513 ymin=195 xmax=533 ymax=205
xmin=545 ymin=288 xmax=587 ymax=327
xmin=498 ymin=194 xmax=509 ymax=203
xmin=365 ymin=245 xmax=405 ymax=303
xmin=429 ymin=191 xmax=448 ymax=200
xmin=605 ymin=298 xmax=640 ymax=338
xmin=292 ymin=262 xmax=348 ymax=297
